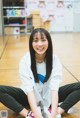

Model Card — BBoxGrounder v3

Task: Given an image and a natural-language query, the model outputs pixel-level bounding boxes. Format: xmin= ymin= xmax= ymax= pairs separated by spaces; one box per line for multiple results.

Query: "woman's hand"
xmin=48 ymin=113 xmax=61 ymax=118
xmin=48 ymin=114 xmax=56 ymax=118
xmin=34 ymin=114 xmax=43 ymax=118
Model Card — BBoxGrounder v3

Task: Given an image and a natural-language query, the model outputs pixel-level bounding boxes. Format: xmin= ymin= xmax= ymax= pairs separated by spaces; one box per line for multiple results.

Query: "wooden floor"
xmin=0 ymin=33 xmax=80 ymax=118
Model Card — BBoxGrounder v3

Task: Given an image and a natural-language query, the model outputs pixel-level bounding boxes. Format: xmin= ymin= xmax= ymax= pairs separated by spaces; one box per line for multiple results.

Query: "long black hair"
xmin=29 ymin=28 xmax=53 ymax=83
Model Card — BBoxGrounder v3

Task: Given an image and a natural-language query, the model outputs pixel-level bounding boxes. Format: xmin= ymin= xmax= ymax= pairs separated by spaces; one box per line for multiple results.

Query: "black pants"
xmin=0 ymin=82 xmax=80 ymax=113
xmin=58 ymin=82 xmax=80 ymax=112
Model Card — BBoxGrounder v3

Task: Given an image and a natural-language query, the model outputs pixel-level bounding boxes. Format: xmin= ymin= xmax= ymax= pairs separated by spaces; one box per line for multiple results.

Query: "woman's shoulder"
xmin=20 ymin=52 xmax=31 ymax=65
xmin=53 ymin=54 xmax=60 ymax=61
xmin=22 ymin=52 xmax=30 ymax=59
xmin=53 ymin=54 xmax=62 ymax=66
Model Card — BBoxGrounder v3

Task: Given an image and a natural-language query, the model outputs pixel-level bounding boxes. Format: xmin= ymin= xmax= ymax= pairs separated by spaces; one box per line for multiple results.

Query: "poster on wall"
xmin=25 ymin=0 xmax=38 ymax=17
xmin=25 ymin=0 xmax=74 ymax=32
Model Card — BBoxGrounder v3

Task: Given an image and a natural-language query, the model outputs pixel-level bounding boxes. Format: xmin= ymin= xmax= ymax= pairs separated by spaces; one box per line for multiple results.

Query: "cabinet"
xmin=2 ymin=0 xmax=27 ymax=35
xmin=0 ymin=0 xmax=3 ymax=36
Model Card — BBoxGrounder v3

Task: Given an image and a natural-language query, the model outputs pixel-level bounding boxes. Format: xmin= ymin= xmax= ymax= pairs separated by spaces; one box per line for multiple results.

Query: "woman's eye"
xmin=41 ymin=39 xmax=46 ymax=41
xmin=33 ymin=39 xmax=38 ymax=42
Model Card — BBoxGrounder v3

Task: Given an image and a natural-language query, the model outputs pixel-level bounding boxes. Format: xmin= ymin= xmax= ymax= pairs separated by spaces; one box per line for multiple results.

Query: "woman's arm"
xmin=49 ymin=55 xmax=62 ymax=118
xmin=27 ymin=90 xmax=43 ymax=118
xmin=50 ymin=90 xmax=58 ymax=118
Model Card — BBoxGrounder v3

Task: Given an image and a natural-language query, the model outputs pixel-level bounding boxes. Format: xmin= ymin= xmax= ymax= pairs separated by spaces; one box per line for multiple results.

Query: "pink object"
xmin=28 ymin=111 xmax=34 ymax=118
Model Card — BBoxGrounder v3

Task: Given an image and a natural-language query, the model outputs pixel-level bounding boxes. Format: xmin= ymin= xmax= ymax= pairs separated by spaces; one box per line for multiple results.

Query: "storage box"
xmin=4 ymin=27 xmax=20 ymax=35
xmin=13 ymin=27 xmax=20 ymax=35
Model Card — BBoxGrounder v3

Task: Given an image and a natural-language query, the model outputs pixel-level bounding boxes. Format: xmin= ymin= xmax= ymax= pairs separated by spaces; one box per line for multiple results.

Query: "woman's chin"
xmin=36 ymin=51 xmax=45 ymax=55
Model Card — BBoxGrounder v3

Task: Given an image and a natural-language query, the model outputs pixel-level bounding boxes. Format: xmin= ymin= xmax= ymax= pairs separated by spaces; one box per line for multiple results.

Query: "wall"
xmin=73 ymin=0 xmax=80 ymax=32
xmin=0 ymin=0 xmax=80 ymax=34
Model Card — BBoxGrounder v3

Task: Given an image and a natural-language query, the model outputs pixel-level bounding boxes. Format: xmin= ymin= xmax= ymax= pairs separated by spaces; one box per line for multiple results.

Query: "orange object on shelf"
xmin=30 ymin=10 xmax=50 ymax=30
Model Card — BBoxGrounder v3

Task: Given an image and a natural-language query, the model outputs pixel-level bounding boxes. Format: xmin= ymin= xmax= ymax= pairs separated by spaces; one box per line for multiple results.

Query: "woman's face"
xmin=32 ymin=32 xmax=48 ymax=56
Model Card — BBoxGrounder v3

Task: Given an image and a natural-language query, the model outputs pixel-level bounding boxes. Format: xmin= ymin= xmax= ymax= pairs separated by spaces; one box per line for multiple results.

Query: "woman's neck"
xmin=35 ymin=53 xmax=46 ymax=63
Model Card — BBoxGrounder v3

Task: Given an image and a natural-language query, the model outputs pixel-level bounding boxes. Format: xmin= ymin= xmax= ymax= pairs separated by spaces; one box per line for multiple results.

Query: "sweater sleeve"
xmin=49 ymin=55 xmax=62 ymax=91
xmin=19 ymin=54 xmax=34 ymax=95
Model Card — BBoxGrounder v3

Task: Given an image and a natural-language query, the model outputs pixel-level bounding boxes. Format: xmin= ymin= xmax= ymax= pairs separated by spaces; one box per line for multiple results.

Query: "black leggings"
xmin=0 ymin=86 xmax=29 ymax=113
xmin=58 ymin=82 xmax=80 ymax=112
xmin=0 ymin=82 xmax=80 ymax=113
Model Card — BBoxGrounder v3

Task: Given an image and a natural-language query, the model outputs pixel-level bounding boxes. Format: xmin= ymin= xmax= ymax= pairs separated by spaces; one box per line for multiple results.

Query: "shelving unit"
xmin=2 ymin=0 xmax=27 ymax=35
xmin=0 ymin=0 xmax=3 ymax=35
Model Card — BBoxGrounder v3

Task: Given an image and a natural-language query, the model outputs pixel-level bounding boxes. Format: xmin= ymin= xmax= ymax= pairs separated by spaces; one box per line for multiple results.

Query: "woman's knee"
xmin=0 ymin=85 xmax=8 ymax=93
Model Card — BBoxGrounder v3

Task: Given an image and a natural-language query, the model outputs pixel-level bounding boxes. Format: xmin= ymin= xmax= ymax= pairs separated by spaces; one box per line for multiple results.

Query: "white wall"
xmin=73 ymin=0 xmax=80 ymax=32
xmin=73 ymin=13 xmax=80 ymax=32
xmin=25 ymin=0 xmax=75 ymax=32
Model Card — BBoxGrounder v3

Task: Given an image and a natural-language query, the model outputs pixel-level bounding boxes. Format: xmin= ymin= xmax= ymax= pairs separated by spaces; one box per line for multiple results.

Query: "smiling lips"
xmin=37 ymin=47 xmax=44 ymax=51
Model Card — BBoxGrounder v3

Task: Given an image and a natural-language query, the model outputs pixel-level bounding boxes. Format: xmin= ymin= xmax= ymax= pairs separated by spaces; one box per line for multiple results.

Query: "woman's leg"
xmin=0 ymin=85 xmax=30 ymax=117
xmin=57 ymin=82 xmax=80 ymax=114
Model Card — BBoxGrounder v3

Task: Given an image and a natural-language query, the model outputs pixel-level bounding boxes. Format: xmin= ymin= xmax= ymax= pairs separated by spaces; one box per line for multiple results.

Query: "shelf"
xmin=4 ymin=24 xmax=26 ymax=27
xmin=3 ymin=6 xmax=25 ymax=9
xmin=2 ymin=0 xmax=32 ymax=35
xmin=3 ymin=16 xmax=26 ymax=18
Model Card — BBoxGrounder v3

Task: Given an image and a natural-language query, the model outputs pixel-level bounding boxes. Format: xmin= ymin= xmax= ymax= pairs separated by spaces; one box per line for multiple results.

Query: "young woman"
xmin=0 ymin=28 xmax=80 ymax=118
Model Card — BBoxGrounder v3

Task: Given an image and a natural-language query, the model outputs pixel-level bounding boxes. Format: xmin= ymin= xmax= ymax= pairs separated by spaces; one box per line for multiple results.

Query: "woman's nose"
xmin=38 ymin=40 xmax=42 ymax=45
